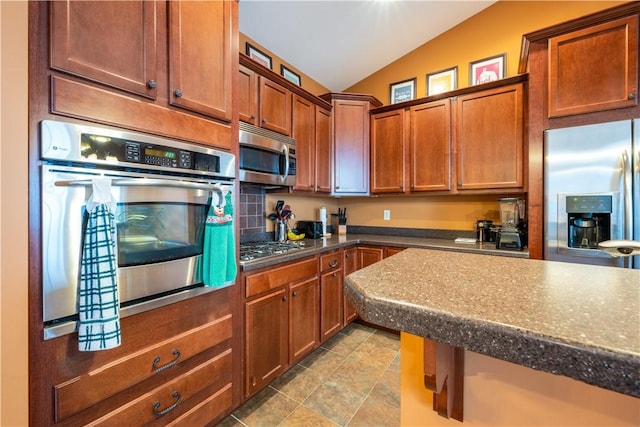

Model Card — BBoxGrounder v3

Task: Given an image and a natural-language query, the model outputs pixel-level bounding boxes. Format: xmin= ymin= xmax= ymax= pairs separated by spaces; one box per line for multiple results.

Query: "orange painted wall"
xmin=346 ymin=1 xmax=626 ymax=104
xmin=243 ymin=1 xmax=627 ymax=232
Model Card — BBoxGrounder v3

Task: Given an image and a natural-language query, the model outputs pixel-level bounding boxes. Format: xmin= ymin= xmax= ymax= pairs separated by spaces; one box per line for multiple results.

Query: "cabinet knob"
xmin=629 ymin=93 xmax=637 ymax=100
xmin=250 ymin=114 xmax=256 ymax=120
xmin=292 ymin=291 xmax=298 ymax=297
xmin=410 ymin=184 xmax=415 ymax=189
xmin=282 ymin=295 xmax=288 ymax=302
xmin=262 ymin=118 xmax=267 ymax=124
xmin=335 ymin=185 xmax=340 ymax=189
xmin=174 ymin=89 xmax=183 ymax=97
xmin=147 ymin=79 xmax=157 ymax=89
xmin=345 ymin=254 xmax=350 ymax=259
xmin=332 ymin=272 xmax=337 ymax=278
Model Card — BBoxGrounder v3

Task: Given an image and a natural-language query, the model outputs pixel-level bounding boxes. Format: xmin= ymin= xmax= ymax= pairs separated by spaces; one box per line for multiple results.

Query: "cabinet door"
xmin=259 ymin=77 xmax=292 ymax=135
xmin=343 ymin=247 xmax=359 ymax=325
xmin=333 ymin=100 xmax=371 ymax=194
xmin=371 ymin=109 xmax=406 ymax=194
xmin=549 ymin=15 xmax=638 ymax=118
xmin=358 ymin=246 xmax=384 ymax=269
xmin=50 ymin=1 xmax=157 ymax=99
xmin=315 ymin=107 xmax=333 ymax=193
xmin=289 ymin=277 xmax=319 ymax=363
xmin=320 ymin=268 xmax=343 ymax=342
xmin=239 ymin=64 xmax=258 ymax=124
xmin=168 ymin=0 xmax=233 ymax=122
xmin=410 ymin=100 xmax=452 ymax=192
xmin=455 ymin=83 xmax=524 ymax=190
xmin=292 ymin=95 xmax=316 ymax=191
xmin=245 ymin=289 xmax=288 ymax=396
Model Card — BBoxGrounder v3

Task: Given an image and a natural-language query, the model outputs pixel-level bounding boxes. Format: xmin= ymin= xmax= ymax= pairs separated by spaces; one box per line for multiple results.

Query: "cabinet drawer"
xmin=86 ymin=349 xmax=232 ymax=426
xmin=320 ymin=251 xmax=342 ymax=272
xmin=245 ymin=257 xmax=318 ymax=298
xmin=54 ymin=315 xmax=232 ymax=422
xmin=166 ymin=382 xmax=232 ymax=427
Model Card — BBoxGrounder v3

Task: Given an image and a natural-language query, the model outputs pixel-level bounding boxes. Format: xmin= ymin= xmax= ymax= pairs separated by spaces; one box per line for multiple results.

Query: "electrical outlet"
xmin=383 ymin=210 xmax=391 ymax=220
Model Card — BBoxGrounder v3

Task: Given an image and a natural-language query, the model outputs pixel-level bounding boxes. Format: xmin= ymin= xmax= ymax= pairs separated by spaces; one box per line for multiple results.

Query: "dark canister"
xmin=476 ymin=219 xmax=493 ymax=242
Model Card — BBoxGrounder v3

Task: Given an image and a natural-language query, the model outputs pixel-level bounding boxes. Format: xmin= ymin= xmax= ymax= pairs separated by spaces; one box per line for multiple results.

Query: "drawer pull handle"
xmin=329 ymin=259 xmax=339 ymax=268
xmin=152 ymin=349 xmax=181 ymax=373
xmin=152 ymin=391 xmax=181 ymax=416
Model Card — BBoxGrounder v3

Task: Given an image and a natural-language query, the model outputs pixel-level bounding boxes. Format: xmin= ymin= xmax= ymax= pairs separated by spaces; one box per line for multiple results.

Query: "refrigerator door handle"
xmin=622 ymin=149 xmax=633 ymax=240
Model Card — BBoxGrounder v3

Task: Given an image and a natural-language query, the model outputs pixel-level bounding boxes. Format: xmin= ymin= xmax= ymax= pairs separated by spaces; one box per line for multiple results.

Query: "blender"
xmin=496 ymin=198 xmax=527 ymax=250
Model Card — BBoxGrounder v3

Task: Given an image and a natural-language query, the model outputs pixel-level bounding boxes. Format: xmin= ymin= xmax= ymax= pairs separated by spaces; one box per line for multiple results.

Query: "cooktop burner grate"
xmin=239 ymin=241 xmax=306 ymax=261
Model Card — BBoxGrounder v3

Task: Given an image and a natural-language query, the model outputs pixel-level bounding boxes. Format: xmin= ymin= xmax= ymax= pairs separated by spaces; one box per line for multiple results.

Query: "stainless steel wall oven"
xmin=40 ymin=120 xmax=236 ymax=339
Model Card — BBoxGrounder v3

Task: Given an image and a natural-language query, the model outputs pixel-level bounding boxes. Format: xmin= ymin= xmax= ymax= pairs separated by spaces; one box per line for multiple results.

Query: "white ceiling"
xmin=239 ymin=0 xmax=497 ymax=92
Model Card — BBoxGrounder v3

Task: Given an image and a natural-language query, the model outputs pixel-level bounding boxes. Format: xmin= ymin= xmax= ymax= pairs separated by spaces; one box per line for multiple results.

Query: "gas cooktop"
xmin=239 ymin=241 xmax=306 ymax=262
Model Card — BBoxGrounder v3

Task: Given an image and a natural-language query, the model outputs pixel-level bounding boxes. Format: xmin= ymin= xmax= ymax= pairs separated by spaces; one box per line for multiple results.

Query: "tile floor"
xmin=219 ymin=322 xmax=401 ymax=427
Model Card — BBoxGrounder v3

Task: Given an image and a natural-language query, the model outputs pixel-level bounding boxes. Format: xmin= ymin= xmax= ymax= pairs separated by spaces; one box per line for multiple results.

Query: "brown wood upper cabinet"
xmin=455 ymin=82 xmax=524 ymax=191
xmin=370 ymin=80 xmax=523 ymax=194
xmin=46 ymin=0 xmax=236 ymax=149
xmin=320 ymin=93 xmax=383 ymax=195
xmin=292 ymin=95 xmax=332 ymax=193
xmin=371 ymin=99 xmax=453 ymax=194
xmin=238 ymin=63 xmax=292 ymax=135
xmin=548 ymin=15 xmax=638 ymax=118
xmin=50 ymin=1 xmax=158 ymax=99
xmin=50 ymin=0 xmax=233 ymax=123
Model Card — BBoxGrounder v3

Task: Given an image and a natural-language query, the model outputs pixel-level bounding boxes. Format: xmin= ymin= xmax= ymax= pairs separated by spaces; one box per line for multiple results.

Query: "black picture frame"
xmin=426 ymin=66 xmax=458 ymax=96
xmin=280 ymin=64 xmax=301 ymax=86
xmin=389 ymin=77 xmax=417 ymax=104
xmin=469 ymin=53 xmax=506 ymax=86
xmin=246 ymin=43 xmax=272 ymax=70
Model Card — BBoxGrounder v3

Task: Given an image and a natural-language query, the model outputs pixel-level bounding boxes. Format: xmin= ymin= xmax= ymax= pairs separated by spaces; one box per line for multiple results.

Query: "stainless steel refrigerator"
xmin=544 ymin=119 xmax=640 ymax=268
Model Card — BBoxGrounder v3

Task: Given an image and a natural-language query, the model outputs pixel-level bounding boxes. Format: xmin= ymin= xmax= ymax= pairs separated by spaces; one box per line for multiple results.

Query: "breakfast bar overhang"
xmin=344 ymin=248 xmax=640 ymax=425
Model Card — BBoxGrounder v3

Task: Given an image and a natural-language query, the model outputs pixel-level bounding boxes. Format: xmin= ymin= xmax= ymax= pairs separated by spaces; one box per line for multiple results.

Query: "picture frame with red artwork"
xmin=469 ymin=53 xmax=506 ymax=86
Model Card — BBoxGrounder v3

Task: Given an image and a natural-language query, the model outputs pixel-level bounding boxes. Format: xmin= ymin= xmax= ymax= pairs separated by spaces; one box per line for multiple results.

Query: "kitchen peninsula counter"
xmin=343 ymin=248 xmax=640 ymax=399
xmin=240 ymin=233 xmax=528 ymax=272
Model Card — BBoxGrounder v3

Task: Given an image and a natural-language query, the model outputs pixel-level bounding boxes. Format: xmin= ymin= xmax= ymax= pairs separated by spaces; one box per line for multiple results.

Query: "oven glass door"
xmin=41 ymin=164 xmax=233 ymax=325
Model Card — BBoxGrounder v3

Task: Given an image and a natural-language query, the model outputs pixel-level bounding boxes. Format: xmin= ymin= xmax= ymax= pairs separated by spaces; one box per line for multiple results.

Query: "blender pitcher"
xmin=499 ymin=198 xmax=520 ymax=229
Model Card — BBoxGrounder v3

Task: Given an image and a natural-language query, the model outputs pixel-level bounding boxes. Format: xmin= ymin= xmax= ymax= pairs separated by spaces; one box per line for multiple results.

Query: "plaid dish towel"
xmin=77 ymin=178 xmax=121 ymax=351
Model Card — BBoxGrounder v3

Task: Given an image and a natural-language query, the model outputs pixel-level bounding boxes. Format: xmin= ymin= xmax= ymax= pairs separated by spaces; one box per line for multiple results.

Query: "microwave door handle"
xmin=55 ymin=178 xmax=228 ymax=191
xmin=281 ymin=144 xmax=290 ymax=181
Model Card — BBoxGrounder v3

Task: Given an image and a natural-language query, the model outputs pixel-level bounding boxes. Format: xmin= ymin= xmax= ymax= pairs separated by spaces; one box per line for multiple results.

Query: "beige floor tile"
xmin=298 ymin=347 xmax=346 ymax=379
xmin=329 ymin=356 xmax=384 ymax=394
xmin=369 ymin=369 xmax=400 ymax=409
xmin=269 ymin=364 xmax=324 ymax=402
xmin=303 ymin=380 xmax=366 ymax=426
xmin=366 ymin=330 xmax=400 ymax=352
xmin=215 ymin=414 xmax=245 ymax=427
xmin=349 ymin=340 xmax=398 ymax=371
xmin=347 ymin=396 xmax=401 ymax=427
xmin=340 ymin=322 xmax=375 ymax=342
xmin=280 ymin=405 xmax=339 ymax=427
xmin=321 ymin=330 xmax=368 ymax=356
xmin=387 ymin=353 xmax=401 ymax=374
xmin=232 ymin=386 xmax=298 ymax=427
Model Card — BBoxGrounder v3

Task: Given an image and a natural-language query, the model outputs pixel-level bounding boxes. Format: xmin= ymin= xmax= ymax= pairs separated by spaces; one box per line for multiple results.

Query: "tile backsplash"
xmin=239 ymin=184 xmax=266 ymax=239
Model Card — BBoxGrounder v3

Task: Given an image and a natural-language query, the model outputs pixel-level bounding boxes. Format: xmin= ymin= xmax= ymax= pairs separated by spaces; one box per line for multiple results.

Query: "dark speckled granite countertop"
xmin=239 ymin=233 xmax=528 ymax=272
xmin=343 ymin=248 xmax=640 ymax=398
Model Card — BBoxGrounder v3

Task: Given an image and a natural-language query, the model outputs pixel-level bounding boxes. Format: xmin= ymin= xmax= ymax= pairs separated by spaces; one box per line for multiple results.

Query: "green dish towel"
xmin=202 ymin=187 xmax=237 ymax=287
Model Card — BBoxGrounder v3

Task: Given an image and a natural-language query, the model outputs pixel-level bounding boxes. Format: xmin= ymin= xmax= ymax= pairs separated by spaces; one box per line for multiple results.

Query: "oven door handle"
xmin=55 ymin=178 xmax=231 ymax=191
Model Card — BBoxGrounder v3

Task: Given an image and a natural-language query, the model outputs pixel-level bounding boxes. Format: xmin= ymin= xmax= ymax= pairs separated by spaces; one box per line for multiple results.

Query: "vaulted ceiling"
xmin=239 ymin=1 xmax=497 ymax=92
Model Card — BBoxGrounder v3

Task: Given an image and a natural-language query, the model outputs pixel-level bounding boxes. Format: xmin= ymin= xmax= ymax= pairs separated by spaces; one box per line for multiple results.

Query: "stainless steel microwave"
xmin=239 ymin=122 xmax=296 ymax=187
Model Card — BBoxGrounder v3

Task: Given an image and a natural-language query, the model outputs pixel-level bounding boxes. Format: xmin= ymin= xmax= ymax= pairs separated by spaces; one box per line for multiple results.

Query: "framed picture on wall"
xmin=389 ymin=77 xmax=417 ymax=104
xmin=281 ymin=64 xmax=301 ymax=86
xmin=469 ymin=53 xmax=506 ymax=85
xmin=426 ymin=66 xmax=458 ymax=95
xmin=246 ymin=43 xmax=272 ymax=69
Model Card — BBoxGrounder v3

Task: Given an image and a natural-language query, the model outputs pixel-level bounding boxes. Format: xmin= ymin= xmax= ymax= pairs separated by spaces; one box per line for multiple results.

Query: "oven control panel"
xmin=40 ymin=120 xmax=233 ymax=178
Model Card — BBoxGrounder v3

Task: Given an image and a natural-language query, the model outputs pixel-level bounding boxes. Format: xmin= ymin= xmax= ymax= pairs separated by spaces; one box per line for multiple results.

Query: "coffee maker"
xmin=496 ymin=198 xmax=527 ymax=250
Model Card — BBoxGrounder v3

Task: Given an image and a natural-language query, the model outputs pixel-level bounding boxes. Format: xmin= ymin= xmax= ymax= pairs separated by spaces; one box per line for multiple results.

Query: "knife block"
xmin=332 ymin=215 xmax=347 ymax=235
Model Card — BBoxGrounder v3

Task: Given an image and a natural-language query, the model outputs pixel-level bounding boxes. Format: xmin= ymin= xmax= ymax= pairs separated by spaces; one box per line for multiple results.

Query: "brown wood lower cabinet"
xmin=320 ymin=251 xmax=344 ymax=342
xmin=243 ymin=257 xmax=319 ymax=397
xmin=358 ymin=246 xmax=384 ymax=268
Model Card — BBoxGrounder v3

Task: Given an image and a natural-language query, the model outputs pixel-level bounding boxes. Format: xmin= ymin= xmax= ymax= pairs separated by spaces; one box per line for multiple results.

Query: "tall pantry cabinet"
xmin=28 ymin=1 xmax=242 ymax=425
